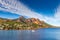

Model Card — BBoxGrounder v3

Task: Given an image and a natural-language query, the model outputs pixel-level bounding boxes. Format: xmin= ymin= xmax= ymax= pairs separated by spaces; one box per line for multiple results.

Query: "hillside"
xmin=0 ymin=16 xmax=53 ymax=30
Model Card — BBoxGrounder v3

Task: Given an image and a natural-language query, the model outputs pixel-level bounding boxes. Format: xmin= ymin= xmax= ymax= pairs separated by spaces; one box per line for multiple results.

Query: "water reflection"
xmin=0 ymin=28 xmax=60 ymax=40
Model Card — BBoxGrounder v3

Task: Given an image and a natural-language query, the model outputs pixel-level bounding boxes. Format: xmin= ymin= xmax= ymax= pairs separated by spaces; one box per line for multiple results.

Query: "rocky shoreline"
xmin=0 ymin=16 xmax=53 ymax=30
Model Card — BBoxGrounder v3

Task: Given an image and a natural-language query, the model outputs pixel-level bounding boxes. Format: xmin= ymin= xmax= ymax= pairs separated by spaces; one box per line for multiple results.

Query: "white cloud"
xmin=54 ymin=5 xmax=60 ymax=20
xmin=0 ymin=0 xmax=43 ymax=18
xmin=0 ymin=0 xmax=60 ymax=26
xmin=0 ymin=0 xmax=46 ymax=20
xmin=47 ymin=4 xmax=60 ymax=26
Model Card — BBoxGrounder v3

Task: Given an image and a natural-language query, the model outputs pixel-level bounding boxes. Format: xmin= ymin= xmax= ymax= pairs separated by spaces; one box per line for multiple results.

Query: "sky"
xmin=0 ymin=0 xmax=60 ymax=26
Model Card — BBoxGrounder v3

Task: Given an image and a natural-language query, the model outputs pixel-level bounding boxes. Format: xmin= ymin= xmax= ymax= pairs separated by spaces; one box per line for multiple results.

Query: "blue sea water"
xmin=0 ymin=28 xmax=60 ymax=40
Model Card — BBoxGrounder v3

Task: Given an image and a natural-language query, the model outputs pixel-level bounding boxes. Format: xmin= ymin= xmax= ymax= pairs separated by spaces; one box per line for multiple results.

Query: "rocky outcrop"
xmin=0 ymin=16 xmax=53 ymax=30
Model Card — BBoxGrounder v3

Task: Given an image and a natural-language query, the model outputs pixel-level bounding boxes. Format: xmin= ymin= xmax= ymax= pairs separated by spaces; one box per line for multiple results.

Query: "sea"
xmin=0 ymin=28 xmax=60 ymax=40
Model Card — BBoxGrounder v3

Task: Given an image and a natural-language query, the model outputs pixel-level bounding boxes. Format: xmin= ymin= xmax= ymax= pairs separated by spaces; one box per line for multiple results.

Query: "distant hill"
xmin=0 ymin=16 xmax=53 ymax=30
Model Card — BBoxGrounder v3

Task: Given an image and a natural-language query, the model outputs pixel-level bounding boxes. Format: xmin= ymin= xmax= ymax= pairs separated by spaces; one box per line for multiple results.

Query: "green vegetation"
xmin=0 ymin=16 xmax=53 ymax=30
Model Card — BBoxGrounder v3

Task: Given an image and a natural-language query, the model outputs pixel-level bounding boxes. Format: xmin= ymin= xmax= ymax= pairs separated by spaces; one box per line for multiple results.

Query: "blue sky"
xmin=0 ymin=0 xmax=60 ymax=26
xmin=20 ymin=0 xmax=60 ymax=17
xmin=0 ymin=10 xmax=20 ymax=19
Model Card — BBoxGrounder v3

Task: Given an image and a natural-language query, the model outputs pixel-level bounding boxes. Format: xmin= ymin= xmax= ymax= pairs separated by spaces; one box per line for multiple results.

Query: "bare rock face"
xmin=25 ymin=18 xmax=42 ymax=24
xmin=16 ymin=16 xmax=26 ymax=22
xmin=15 ymin=16 xmax=41 ymax=24
xmin=0 ymin=16 xmax=53 ymax=30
